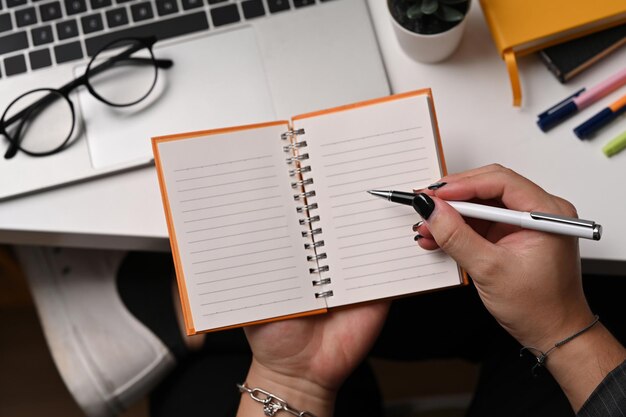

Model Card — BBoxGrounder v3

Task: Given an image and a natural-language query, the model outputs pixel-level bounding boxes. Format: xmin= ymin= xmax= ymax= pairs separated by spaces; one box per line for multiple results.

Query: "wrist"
xmin=545 ymin=322 xmax=626 ymax=411
xmin=237 ymin=359 xmax=337 ymax=417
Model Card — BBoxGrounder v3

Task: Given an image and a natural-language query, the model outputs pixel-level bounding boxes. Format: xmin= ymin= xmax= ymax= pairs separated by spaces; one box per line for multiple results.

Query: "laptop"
xmin=0 ymin=0 xmax=390 ymax=200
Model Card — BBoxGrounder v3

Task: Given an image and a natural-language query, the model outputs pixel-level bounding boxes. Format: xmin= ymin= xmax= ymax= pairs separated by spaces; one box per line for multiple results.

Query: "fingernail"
xmin=412 ymin=221 xmax=424 ymax=232
xmin=412 ymin=193 xmax=435 ymax=220
xmin=414 ymin=234 xmax=423 ymax=241
xmin=427 ymin=182 xmax=447 ymax=190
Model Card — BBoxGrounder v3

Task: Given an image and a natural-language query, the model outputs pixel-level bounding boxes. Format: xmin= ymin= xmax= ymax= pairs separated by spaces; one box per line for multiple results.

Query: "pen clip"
xmin=538 ymin=88 xmax=586 ymax=119
xmin=529 ymin=212 xmax=595 ymax=228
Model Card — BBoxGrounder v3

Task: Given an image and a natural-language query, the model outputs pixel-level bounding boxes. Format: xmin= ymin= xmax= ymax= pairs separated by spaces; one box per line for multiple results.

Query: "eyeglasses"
xmin=0 ymin=36 xmax=173 ymax=159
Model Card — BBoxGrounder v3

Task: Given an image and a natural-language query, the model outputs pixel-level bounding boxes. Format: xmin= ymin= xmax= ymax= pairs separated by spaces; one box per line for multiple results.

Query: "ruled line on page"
xmin=325 ymin=159 xmax=424 ymax=178
xmin=200 ymin=287 xmax=301 ymax=306
xmin=327 ymin=169 xmax=427 ymax=189
xmin=339 ymin=245 xmax=411 ymax=260
xmin=328 ymin=179 xmax=430 ymax=198
xmin=177 ymin=175 xmax=278 ymax=193
xmin=323 ymin=148 xmax=425 ymax=168
xmin=333 ymin=213 xmax=414 ymax=230
xmin=319 ymin=127 xmax=421 ymax=147
xmin=202 ymin=297 xmax=304 ymax=316
xmin=180 ymin=185 xmax=280 ymax=203
xmin=332 ymin=205 xmax=396 ymax=219
xmin=183 ymin=205 xmax=284 ymax=223
xmin=190 ymin=235 xmax=291 ymax=254
xmin=337 ymin=224 xmax=408 ymax=239
xmin=345 ymin=270 xmax=450 ymax=291
xmin=321 ymin=137 xmax=422 ymax=158
xmin=338 ymin=234 xmax=408 ymax=250
xmin=182 ymin=195 xmax=282 ymax=213
xmin=173 ymin=154 xmax=273 ymax=172
xmin=198 ymin=276 xmax=299 ymax=296
xmin=187 ymin=225 xmax=289 ymax=244
xmin=196 ymin=266 xmax=298 ymax=285
xmin=342 ymin=257 xmax=442 ymax=281
xmin=192 ymin=245 xmax=293 ymax=265
xmin=176 ymin=165 xmax=276 ymax=182
xmin=185 ymin=215 xmax=286 ymax=234
xmin=194 ymin=255 xmax=295 ymax=275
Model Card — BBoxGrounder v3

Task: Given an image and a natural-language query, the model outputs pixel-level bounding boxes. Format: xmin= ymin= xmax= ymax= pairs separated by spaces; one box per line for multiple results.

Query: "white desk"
xmin=1 ymin=1 xmax=625 ymax=267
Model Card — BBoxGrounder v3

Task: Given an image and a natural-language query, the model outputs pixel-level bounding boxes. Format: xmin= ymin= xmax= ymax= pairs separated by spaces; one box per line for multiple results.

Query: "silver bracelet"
xmin=237 ymin=383 xmax=317 ymax=417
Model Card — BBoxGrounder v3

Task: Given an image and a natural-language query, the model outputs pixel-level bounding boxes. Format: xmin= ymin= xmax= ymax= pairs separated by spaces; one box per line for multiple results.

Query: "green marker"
xmin=602 ymin=130 xmax=626 ymax=157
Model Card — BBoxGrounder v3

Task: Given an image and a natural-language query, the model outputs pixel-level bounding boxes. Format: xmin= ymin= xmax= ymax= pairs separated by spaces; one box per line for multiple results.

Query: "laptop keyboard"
xmin=0 ymin=0 xmax=332 ymax=78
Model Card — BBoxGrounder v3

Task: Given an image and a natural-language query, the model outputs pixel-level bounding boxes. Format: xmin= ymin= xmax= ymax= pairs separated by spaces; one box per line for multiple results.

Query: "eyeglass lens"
xmin=2 ymin=89 xmax=75 ymax=156
xmin=87 ymin=39 xmax=158 ymax=107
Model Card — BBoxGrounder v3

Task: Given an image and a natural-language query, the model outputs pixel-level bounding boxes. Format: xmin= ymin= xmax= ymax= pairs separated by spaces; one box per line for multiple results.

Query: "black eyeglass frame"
xmin=0 ymin=36 xmax=173 ymax=159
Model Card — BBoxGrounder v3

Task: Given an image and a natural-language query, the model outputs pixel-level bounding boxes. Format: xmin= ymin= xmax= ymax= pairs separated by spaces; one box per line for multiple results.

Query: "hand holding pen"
xmin=378 ymin=164 xmax=622 ymax=411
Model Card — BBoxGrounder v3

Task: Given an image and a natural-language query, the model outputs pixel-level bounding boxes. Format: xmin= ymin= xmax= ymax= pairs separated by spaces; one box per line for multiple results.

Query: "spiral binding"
xmin=282 ymin=127 xmax=332 ymax=299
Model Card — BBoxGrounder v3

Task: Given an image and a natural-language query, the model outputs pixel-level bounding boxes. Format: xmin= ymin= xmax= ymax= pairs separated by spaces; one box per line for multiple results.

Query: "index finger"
xmin=432 ymin=166 xmax=564 ymax=214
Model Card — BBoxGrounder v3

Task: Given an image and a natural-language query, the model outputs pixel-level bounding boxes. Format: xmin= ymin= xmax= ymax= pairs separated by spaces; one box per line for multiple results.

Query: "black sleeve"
xmin=577 ymin=360 xmax=626 ymax=417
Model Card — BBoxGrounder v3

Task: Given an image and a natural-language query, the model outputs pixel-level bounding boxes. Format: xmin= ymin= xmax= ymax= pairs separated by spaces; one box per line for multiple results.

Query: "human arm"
xmin=236 ymin=302 xmax=389 ymax=417
xmin=412 ymin=164 xmax=626 ymax=412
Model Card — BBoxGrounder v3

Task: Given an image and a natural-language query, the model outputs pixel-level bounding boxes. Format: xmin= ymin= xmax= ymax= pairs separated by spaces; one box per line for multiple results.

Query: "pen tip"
xmin=366 ymin=190 xmax=374 ymax=195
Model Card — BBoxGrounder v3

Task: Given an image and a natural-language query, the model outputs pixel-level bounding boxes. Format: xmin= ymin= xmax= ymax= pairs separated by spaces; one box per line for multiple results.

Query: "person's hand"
xmin=237 ymin=302 xmax=389 ymax=417
xmin=414 ymin=164 xmax=591 ymax=348
xmin=412 ymin=164 xmax=625 ymax=410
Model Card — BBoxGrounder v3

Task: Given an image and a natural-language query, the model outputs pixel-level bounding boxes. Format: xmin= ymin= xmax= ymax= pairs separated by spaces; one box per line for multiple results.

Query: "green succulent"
xmin=405 ymin=0 xmax=468 ymax=23
xmin=390 ymin=0 xmax=470 ymax=35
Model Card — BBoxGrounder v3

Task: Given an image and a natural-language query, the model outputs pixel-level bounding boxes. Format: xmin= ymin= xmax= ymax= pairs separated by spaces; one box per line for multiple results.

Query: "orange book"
xmin=152 ymin=89 xmax=466 ymax=334
xmin=479 ymin=0 xmax=626 ymax=106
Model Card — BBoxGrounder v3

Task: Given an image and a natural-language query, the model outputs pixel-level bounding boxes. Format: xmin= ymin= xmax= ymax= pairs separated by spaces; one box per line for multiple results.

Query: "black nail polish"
xmin=412 ymin=193 xmax=435 ymax=220
xmin=412 ymin=221 xmax=424 ymax=232
xmin=414 ymin=234 xmax=423 ymax=241
xmin=427 ymin=182 xmax=447 ymax=190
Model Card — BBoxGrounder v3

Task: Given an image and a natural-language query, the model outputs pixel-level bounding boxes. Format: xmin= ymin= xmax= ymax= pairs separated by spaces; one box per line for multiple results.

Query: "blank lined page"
xmin=293 ymin=93 xmax=462 ymax=308
xmin=154 ymin=123 xmax=326 ymax=332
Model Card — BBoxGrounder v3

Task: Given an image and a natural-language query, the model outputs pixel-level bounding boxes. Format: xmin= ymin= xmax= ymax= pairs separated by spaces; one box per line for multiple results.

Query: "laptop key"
xmin=16 ymin=7 xmax=38 ymax=27
xmin=6 ymin=0 xmax=27 ymax=8
xmin=90 ymin=0 xmax=112 ymax=9
xmin=40 ymin=1 xmax=63 ymax=21
xmin=32 ymin=25 xmax=54 ymax=45
xmin=57 ymin=19 xmax=79 ymax=39
xmin=210 ymin=4 xmax=239 ymax=26
xmin=155 ymin=0 xmax=178 ymax=16
xmin=85 ymin=11 xmax=208 ymax=56
xmin=106 ymin=7 xmax=129 ymax=27
xmin=0 ymin=31 xmax=29 ymax=56
xmin=64 ymin=0 xmax=87 ymax=15
xmin=181 ymin=0 xmax=201 ymax=11
xmin=241 ymin=0 xmax=264 ymax=19
xmin=29 ymin=48 xmax=52 ymax=70
xmin=131 ymin=2 xmax=153 ymax=21
xmin=4 ymin=54 xmax=27 ymax=76
xmin=207 ymin=0 xmax=226 ymax=4
xmin=293 ymin=0 xmax=314 ymax=7
xmin=81 ymin=12 xmax=103 ymax=33
xmin=54 ymin=40 xmax=83 ymax=63
xmin=0 ymin=13 xmax=12 ymax=32
xmin=267 ymin=0 xmax=289 ymax=13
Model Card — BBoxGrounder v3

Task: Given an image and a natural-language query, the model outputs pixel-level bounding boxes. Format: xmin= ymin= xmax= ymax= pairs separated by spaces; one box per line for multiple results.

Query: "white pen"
xmin=367 ymin=190 xmax=602 ymax=241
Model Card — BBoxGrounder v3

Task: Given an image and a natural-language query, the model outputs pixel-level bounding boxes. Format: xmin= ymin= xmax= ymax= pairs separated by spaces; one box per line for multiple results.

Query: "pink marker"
xmin=537 ymin=67 xmax=626 ymax=132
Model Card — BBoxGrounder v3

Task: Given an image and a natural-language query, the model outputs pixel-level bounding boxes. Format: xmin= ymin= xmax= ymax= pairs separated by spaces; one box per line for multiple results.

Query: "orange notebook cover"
xmin=152 ymin=89 xmax=466 ymax=334
xmin=479 ymin=0 xmax=626 ymax=106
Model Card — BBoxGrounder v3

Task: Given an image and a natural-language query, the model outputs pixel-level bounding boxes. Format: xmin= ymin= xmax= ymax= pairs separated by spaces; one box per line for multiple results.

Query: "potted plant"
xmin=388 ymin=0 xmax=471 ymax=63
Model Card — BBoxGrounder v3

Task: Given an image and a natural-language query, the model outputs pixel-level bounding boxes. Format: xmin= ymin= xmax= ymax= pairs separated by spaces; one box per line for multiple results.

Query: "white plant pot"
xmin=389 ymin=2 xmax=469 ymax=63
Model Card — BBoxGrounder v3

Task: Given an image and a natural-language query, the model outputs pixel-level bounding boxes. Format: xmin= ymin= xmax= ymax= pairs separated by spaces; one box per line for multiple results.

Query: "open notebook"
xmin=152 ymin=89 xmax=465 ymax=334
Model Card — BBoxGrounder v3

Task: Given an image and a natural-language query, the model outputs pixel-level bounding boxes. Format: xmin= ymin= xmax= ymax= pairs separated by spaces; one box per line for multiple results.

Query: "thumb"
xmin=412 ymin=193 xmax=500 ymax=277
